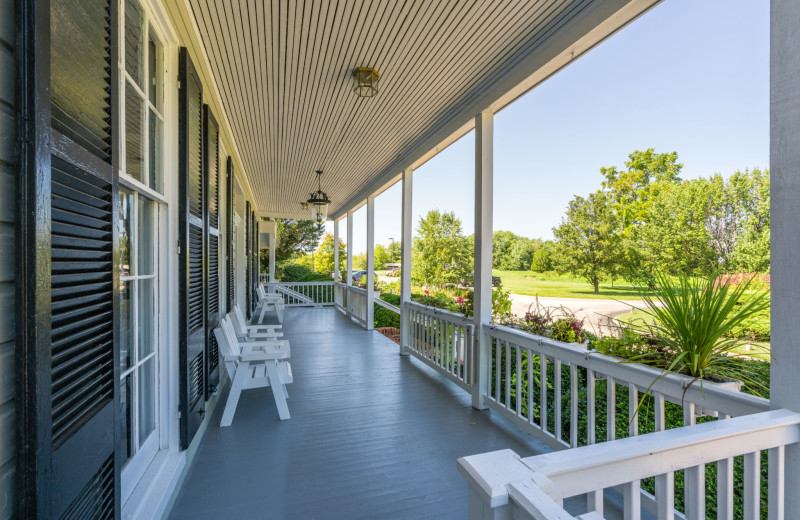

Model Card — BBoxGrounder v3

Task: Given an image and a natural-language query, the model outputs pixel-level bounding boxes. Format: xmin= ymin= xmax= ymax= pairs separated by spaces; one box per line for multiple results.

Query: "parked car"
xmin=351 ymin=270 xmax=378 ymax=284
xmin=387 ymin=267 xmax=401 ymax=276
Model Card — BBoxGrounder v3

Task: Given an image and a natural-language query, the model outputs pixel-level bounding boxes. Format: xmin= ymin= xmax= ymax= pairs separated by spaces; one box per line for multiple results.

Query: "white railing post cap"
xmin=457 ymin=449 xmax=546 ymax=508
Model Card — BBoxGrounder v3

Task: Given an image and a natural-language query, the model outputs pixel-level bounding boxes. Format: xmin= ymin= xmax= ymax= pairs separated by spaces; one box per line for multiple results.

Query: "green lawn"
xmin=616 ymin=309 xmax=771 ymax=362
xmin=493 ymin=270 xmax=652 ymax=299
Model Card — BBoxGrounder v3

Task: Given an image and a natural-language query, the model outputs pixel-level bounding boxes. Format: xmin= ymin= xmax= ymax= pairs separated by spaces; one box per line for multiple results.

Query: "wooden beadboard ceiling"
xmin=185 ymin=0 xmax=596 ymax=217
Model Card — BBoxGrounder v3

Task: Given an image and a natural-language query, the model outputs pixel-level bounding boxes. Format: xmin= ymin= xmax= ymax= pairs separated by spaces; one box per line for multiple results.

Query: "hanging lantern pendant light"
xmin=306 ymin=170 xmax=331 ymax=223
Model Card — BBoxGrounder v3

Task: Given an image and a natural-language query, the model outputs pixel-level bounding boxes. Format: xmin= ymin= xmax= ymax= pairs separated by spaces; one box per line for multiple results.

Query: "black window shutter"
xmin=245 ymin=201 xmax=252 ymax=320
xmin=203 ymin=105 xmax=219 ymax=397
xmin=226 ymin=158 xmax=234 ymax=311
xmin=17 ymin=0 xmax=121 ymax=518
xmin=252 ymin=212 xmax=258 ymax=314
xmin=178 ymin=47 xmax=205 ymax=449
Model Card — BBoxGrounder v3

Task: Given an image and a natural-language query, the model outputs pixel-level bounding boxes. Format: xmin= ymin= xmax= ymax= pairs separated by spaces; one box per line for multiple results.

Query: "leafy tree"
xmin=493 ymin=231 xmax=535 ymax=271
xmin=353 ymin=253 xmax=367 ymax=270
xmin=600 ymin=149 xmax=683 ymax=284
xmin=314 ymin=233 xmax=347 ymax=277
xmin=729 ymin=169 xmax=770 ymax=272
xmin=373 ymin=244 xmax=391 ymax=270
xmin=552 ymin=191 xmax=620 ymax=294
xmin=273 ymin=219 xmax=325 ymax=262
xmin=412 ymin=210 xmax=471 ymax=289
xmin=530 ymin=241 xmax=555 ymax=272
xmin=386 ymin=240 xmax=401 ymax=265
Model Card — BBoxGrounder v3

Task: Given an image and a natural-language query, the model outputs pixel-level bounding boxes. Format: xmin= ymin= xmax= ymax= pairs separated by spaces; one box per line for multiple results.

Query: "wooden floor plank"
xmin=168 ymin=308 xmax=586 ymax=519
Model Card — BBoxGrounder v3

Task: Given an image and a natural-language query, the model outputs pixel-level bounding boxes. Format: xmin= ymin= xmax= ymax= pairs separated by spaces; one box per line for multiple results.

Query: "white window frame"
xmin=117 ymin=0 xmax=172 ymax=504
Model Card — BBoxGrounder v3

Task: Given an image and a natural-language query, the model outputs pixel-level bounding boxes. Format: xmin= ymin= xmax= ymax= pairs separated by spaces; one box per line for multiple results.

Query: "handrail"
xmin=486 ymin=323 xmax=769 ymax=419
xmin=405 ymin=300 xmax=473 ymax=327
xmin=500 ymin=409 xmax=800 ymax=519
xmin=375 ymin=298 xmax=400 ymax=314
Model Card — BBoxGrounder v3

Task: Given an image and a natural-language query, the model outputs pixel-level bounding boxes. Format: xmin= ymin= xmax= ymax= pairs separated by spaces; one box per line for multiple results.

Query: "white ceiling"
xmin=185 ymin=0 xmax=655 ymax=219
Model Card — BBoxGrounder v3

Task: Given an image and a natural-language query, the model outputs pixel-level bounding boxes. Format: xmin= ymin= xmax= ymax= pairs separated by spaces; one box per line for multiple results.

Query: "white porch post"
xmin=472 ymin=111 xmax=493 ymax=410
xmin=366 ymin=197 xmax=375 ymax=330
xmin=333 ymin=218 xmax=340 ymax=282
xmin=346 ymin=210 xmax=353 ymax=286
xmin=400 ymin=168 xmax=413 ymax=355
xmin=268 ymin=229 xmax=276 ymax=283
xmin=771 ymin=1 xmax=800 ymax=516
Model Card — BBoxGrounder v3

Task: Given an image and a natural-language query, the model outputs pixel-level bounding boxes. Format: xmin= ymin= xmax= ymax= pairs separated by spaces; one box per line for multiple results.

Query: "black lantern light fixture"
xmin=306 ymin=170 xmax=331 ymax=223
xmin=352 ymin=67 xmax=381 ymax=98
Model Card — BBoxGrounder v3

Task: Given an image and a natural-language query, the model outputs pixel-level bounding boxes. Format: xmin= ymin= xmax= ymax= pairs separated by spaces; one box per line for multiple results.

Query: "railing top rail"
xmin=346 ymin=285 xmax=368 ymax=296
xmin=521 ymin=408 xmax=800 ymax=502
xmin=485 ymin=323 xmax=770 ymax=418
xmin=405 ymin=300 xmax=473 ymax=327
xmin=375 ymin=298 xmax=400 ymax=314
xmin=264 ymin=281 xmax=335 ymax=286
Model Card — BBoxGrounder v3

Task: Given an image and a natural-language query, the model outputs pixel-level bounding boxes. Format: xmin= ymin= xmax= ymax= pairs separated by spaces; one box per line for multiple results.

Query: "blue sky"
xmin=328 ymin=0 xmax=769 ymax=255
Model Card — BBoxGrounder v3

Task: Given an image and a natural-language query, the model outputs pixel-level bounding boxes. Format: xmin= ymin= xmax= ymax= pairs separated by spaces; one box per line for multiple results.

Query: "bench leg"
xmin=265 ymin=361 xmax=290 ymax=420
xmin=274 ymin=304 xmax=283 ymax=323
xmin=258 ymin=304 xmax=267 ymax=324
xmin=220 ymin=361 xmax=250 ymax=427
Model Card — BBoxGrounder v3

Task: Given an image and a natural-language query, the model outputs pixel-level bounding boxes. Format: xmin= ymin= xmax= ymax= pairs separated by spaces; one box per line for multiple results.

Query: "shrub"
xmin=550 ymin=318 xmax=586 ymax=343
xmin=374 ymin=305 xmax=400 ymax=328
xmin=632 ymin=271 xmax=769 ymax=381
xmin=281 ymin=263 xmax=313 ymax=282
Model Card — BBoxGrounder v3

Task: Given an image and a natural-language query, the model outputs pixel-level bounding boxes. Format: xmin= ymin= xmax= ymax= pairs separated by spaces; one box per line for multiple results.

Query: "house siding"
xmin=0 ymin=0 xmax=15 ymax=517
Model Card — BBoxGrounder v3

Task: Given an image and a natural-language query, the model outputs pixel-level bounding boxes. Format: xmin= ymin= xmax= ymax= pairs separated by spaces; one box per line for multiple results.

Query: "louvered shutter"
xmin=178 ymin=48 xmax=206 ymax=448
xmin=252 ymin=212 xmax=258 ymax=314
xmin=17 ymin=0 xmax=121 ymax=517
xmin=244 ymin=201 xmax=250 ymax=320
xmin=203 ymin=106 xmax=220 ymax=397
xmin=226 ymin=158 xmax=235 ymax=310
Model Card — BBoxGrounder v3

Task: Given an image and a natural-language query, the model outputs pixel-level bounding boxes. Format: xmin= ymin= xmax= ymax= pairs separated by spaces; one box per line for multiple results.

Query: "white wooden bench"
xmin=231 ymin=304 xmax=283 ymax=342
xmin=214 ymin=316 xmax=293 ymax=425
xmin=256 ymin=284 xmax=285 ymax=323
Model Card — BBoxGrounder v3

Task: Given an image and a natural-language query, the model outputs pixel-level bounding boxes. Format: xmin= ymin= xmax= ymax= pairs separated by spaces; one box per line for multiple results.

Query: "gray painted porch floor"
xmin=168 ymin=308 xmax=628 ymax=520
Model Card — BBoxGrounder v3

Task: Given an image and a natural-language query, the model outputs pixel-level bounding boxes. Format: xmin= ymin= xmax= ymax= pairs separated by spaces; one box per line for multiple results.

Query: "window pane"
xmin=138 ymin=358 xmax=156 ymax=443
xmin=148 ymin=109 xmax=162 ymax=192
xmin=120 ymin=279 xmax=133 ymax=371
xmin=120 ymin=376 xmax=132 ymax=462
xmin=137 ymin=278 xmax=154 ymax=359
xmin=137 ymin=198 xmax=155 ymax=275
xmin=124 ymin=0 xmax=145 ymax=88
xmin=148 ymin=29 xmax=162 ymax=110
xmin=119 ymin=190 xmax=133 ymax=276
xmin=125 ymin=87 xmax=145 ymax=183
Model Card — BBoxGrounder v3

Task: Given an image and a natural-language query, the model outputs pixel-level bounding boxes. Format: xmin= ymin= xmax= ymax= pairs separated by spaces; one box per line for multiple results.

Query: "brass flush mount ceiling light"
xmin=352 ymin=67 xmax=381 ymax=98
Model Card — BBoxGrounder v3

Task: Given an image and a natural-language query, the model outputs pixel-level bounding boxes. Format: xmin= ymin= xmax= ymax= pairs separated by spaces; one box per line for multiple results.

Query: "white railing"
xmin=263 ymin=281 xmax=335 ymax=307
xmin=375 ymin=297 xmax=400 ymax=315
xmin=406 ymin=301 xmax=474 ymax=391
xmin=259 ymin=273 xmax=271 ymax=283
xmin=459 ymin=409 xmax=800 ymax=520
xmin=482 ymin=323 xmax=769 ymax=453
xmin=335 ymin=283 xmax=368 ymax=325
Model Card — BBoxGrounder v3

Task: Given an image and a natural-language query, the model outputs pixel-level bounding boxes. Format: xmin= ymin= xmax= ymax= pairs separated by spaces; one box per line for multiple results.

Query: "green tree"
xmin=530 ymin=241 xmax=555 ymax=272
xmin=314 ymin=233 xmax=347 ymax=277
xmin=493 ymin=231 xmax=535 ymax=271
xmin=373 ymin=244 xmax=391 ymax=270
xmin=412 ymin=210 xmax=471 ymax=288
xmin=552 ymin=191 xmax=620 ymax=294
xmin=600 ymin=149 xmax=683 ymax=284
xmin=274 ymin=219 xmax=325 ymax=262
xmin=728 ymin=169 xmax=770 ymax=272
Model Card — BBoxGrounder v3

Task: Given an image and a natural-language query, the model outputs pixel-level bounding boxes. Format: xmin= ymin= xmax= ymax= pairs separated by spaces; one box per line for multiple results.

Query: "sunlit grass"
xmin=492 ymin=270 xmax=653 ymax=299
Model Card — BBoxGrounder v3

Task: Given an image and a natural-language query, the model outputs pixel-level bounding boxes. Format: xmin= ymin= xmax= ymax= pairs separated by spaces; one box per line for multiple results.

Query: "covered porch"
xmin=168 ymin=307 xmax=603 ymax=519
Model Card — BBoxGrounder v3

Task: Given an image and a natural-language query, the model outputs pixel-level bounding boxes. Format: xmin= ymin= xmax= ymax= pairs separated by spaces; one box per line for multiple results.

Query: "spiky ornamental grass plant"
xmin=630 ymin=270 xmax=770 ymax=395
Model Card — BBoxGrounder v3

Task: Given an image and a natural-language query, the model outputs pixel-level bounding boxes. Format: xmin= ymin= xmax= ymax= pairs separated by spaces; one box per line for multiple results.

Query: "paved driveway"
xmin=508 ymin=294 xmax=647 ymax=337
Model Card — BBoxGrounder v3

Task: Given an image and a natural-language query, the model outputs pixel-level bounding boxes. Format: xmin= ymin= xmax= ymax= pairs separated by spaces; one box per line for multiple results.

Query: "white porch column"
xmin=400 ymin=168 xmax=413 ymax=356
xmin=771 ymin=1 xmax=800 ymax=516
xmin=268 ymin=229 xmax=276 ymax=283
xmin=346 ymin=210 xmax=353 ymax=286
xmin=472 ymin=111 xmax=493 ymax=410
xmin=366 ymin=196 xmax=375 ymax=330
xmin=333 ymin=218 xmax=340 ymax=282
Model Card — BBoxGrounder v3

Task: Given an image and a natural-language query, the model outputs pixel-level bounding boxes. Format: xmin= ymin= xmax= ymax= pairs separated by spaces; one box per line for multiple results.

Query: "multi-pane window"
xmin=118 ymin=0 xmax=164 ymax=471
xmin=118 ymin=190 xmax=158 ymax=463
xmin=122 ymin=0 xmax=163 ymax=193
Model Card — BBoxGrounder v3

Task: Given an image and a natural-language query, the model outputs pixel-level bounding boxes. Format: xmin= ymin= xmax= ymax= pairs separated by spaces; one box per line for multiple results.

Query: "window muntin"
xmin=121 ymin=0 xmax=164 ymax=193
xmin=118 ymin=187 xmax=159 ymax=465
